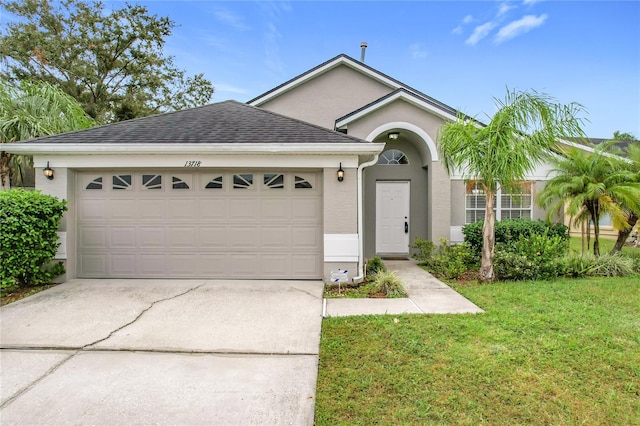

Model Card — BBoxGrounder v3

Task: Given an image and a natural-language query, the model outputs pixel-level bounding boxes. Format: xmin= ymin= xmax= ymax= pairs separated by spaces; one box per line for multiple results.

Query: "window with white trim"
xmin=465 ymin=181 xmax=532 ymax=223
xmin=378 ymin=149 xmax=409 ymax=165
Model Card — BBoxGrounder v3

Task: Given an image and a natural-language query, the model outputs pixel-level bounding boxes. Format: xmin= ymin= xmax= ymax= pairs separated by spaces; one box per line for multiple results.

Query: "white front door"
xmin=376 ymin=181 xmax=410 ymax=255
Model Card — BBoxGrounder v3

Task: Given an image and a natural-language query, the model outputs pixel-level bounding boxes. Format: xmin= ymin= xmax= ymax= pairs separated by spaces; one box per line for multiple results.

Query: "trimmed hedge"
xmin=0 ymin=189 xmax=66 ymax=292
xmin=462 ymin=218 xmax=568 ymax=257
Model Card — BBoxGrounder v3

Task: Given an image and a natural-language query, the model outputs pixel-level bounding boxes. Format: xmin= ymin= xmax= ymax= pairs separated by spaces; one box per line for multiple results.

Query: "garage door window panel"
xmin=113 ymin=175 xmax=132 ymax=190
xmin=264 ymin=173 xmax=284 ymax=189
xmin=85 ymin=176 xmax=104 ymax=190
xmin=172 ymin=175 xmax=191 ymax=190
xmin=294 ymin=176 xmax=313 ymax=189
xmin=204 ymin=175 xmax=224 ymax=190
xmin=233 ymin=174 xmax=254 ymax=190
xmin=142 ymin=174 xmax=163 ymax=190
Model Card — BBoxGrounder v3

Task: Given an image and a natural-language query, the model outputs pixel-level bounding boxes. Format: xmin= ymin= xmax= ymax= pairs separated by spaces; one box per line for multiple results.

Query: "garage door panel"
xmin=168 ymin=199 xmax=198 ymax=220
xmin=79 ymin=254 xmax=108 ymax=276
xmin=229 ymin=226 xmax=259 ymax=248
xmin=109 ymin=199 xmax=138 ymax=220
xmin=77 ymin=171 xmax=322 ymax=279
xmin=78 ymin=199 xmax=108 ymax=221
xmin=261 ymin=199 xmax=291 ymax=220
xmin=79 ymin=227 xmax=107 ymax=248
xmin=139 ymin=254 xmax=167 ymax=275
xmin=139 ymin=227 xmax=166 ymax=248
xmin=229 ymin=254 xmax=259 ymax=277
xmin=110 ymin=226 xmax=137 ymax=248
xmin=167 ymin=227 xmax=198 ymax=247
xmin=139 ymin=200 xmax=166 ymax=220
xmin=229 ymin=199 xmax=260 ymax=219
xmin=199 ymin=254 xmax=228 ymax=276
xmin=200 ymin=199 xmax=227 ymax=219
xmin=261 ymin=254 xmax=289 ymax=275
xmin=111 ymin=254 xmax=137 ymax=276
xmin=260 ymin=226 xmax=290 ymax=247
xmin=199 ymin=227 xmax=228 ymax=247
xmin=166 ymin=254 xmax=199 ymax=276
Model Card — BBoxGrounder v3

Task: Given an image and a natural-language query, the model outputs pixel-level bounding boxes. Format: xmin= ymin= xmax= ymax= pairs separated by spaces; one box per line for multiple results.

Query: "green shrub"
xmin=563 ymin=254 xmax=635 ymax=278
xmin=366 ymin=256 xmax=386 ymax=276
xmin=412 ymin=238 xmax=476 ymax=280
xmin=0 ymin=189 xmax=66 ymax=292
xmin=366 ymin=270 xmax=407 ymax=298
xmin=411 ymin=238 xmax=436 ymax=264
xmin=494 ymin=232 xmax=568 ymax=281
xmin=463 ymin=219 xmax=569 ymax=257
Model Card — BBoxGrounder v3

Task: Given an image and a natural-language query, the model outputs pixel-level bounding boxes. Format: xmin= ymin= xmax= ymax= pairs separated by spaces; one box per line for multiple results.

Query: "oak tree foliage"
xmin=0 ymin=0 xmax=215 ymax=123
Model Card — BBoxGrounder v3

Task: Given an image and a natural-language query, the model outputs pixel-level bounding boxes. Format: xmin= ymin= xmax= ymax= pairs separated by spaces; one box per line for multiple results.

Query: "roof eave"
xmin=1 ymin=142 xmax=386 ymax=156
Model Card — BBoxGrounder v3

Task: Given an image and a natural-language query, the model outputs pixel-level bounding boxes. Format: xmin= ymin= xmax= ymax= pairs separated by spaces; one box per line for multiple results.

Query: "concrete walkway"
xmin=324 ymin=260 xmax=484 ymax=316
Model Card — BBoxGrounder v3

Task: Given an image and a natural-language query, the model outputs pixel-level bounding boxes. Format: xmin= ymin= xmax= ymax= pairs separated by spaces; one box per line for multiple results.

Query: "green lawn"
xmin=315 ymin=276 xmax=640 ymax=425
xmin=570 ymin=236 xmax=639 ymax=257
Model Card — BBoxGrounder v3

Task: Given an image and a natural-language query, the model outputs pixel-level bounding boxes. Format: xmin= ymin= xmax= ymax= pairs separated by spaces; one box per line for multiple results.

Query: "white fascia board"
xmin=32 ymin=153 xmax=374 ymax=169
xmin=3 ymin=142 xmax=385 ymax=156
xmin=335 ymin=91 xmax=458 ymax=128
xmin=248 ymin=56 xmax=401 ymax=106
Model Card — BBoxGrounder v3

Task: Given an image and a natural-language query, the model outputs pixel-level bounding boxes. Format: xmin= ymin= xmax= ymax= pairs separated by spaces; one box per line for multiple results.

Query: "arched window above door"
xmin=378 ymin=149 xmax=409 ymax=165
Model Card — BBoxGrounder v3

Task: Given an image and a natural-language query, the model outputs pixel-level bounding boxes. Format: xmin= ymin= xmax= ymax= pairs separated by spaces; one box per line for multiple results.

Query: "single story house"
xmin=3 ymin=54 xmax=567 ymax=283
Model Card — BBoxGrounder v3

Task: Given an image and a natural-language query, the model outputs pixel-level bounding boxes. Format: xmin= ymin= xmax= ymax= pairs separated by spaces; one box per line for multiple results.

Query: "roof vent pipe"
xmin=360 ymin=42 xmax=367 ymax=63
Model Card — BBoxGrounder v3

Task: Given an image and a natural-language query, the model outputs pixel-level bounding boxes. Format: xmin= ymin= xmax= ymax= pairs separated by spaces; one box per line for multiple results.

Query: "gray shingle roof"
xmin=22 ymin=100 xmax=370 ymax=144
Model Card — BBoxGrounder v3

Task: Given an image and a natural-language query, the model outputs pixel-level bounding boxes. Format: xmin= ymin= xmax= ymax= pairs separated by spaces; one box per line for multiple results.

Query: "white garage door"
xmin=76 ymin=171 xmax=322 ymax=279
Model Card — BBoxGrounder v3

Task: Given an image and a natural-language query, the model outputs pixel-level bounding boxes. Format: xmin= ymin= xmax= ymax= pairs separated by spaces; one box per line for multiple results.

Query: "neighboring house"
xmin=1 ymin=53 xmax=564 ymax=283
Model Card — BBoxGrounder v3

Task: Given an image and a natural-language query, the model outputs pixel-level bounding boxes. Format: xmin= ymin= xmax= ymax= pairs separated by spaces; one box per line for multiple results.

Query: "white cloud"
xmin=465 ymin=22 xmax=497 ymax=45
xmin=498 ymin=2 xmax=516 ymax=16
xmin=495 ymin=14 xmax=548 ymax=43
xmin=409 ymin=43 xmax=428 ymax=59
xmin=523 ymin=0 xmax=542 ymax=5
xmin=211 ymin=8 xmax=249 ymax=31
xmin=452 ymin=14 xmax=474 ymax=35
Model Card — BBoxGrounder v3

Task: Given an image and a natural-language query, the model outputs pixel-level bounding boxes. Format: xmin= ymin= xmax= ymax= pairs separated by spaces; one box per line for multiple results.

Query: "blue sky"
xmin=6 ymin=0 xmax=639 ymax=138
xmin=135 ymin=0 xmax=638 ymax=139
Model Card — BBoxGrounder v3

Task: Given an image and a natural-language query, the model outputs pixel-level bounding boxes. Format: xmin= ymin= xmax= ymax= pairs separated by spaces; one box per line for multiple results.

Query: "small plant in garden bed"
xmin=324 ymin=258 xmax=408 ymax=298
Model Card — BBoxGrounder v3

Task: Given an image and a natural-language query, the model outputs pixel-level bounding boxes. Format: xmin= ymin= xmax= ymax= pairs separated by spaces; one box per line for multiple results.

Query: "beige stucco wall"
xmin=322 ymin=166 xmax=357 ymax=233
xmin=258 ymin=65 xmax=393 ymax=129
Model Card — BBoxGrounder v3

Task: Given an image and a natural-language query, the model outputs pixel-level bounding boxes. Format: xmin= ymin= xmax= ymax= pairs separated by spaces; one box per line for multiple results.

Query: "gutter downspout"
xmin=352 ymin=153 xmax=380 ymax=283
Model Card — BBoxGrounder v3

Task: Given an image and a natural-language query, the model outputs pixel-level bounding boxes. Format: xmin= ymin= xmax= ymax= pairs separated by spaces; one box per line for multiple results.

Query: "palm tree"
xmin=538 ymin=144 xmax=640 ymax=256
xmin=0 ymin=79 xmax=94 ymax=189
xmin=438 ymin=89 xmax=586 ymax=282
xmin=611 ymin=141 xmax=640 ymax=253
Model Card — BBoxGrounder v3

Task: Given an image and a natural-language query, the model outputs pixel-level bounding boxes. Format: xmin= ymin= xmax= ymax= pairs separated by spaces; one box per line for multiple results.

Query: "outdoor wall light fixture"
xmin=43 ymin=162 xmax=54 ymax=180
xmin=388 ymin=132 xmax=400 ymax=140
xmin=337 ymin=163 xmax=344 ymax=182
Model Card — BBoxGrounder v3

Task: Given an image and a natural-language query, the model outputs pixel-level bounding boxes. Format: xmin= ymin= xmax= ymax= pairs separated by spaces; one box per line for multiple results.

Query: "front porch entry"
xmin=375 ymin=181 xmax=410 ymax=256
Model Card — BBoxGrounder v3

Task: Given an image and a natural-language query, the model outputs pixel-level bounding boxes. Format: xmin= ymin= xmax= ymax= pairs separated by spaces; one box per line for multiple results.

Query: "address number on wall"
xmin=184 ymin=161 xmax=202 ymax=167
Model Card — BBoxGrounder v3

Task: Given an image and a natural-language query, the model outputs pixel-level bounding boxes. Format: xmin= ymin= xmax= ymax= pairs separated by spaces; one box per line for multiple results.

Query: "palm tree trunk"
xmin=1 ymin=151 xmax=11 ymax=190
xmin=611 ymin=212 xmax=639 ymax=253
xmin=479 ymin=189 xmax=496 ymax=283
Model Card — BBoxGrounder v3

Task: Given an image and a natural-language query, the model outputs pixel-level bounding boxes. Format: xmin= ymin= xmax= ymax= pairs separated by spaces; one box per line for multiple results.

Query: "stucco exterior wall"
xmin=258 ymin=65 xmax=393 ymax=129
xmin=322 ymin=166 xmax=357 ymax=233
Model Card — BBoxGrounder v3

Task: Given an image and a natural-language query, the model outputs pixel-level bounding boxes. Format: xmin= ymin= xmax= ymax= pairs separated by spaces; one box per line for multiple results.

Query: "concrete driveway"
xmin=0 ymin=279 xmax=324 ymax=425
